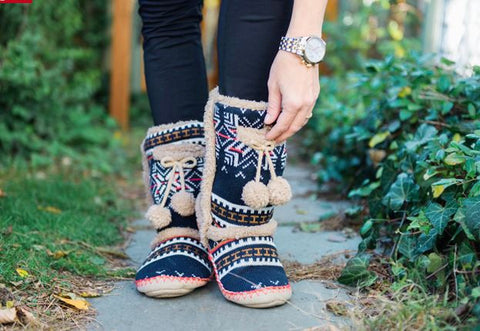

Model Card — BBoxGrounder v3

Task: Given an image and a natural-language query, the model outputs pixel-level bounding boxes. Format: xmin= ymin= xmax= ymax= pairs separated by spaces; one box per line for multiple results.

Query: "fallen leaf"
xmin=9 ymin=281 xmax=23 ymax=287
xmin=327 ymin=234 xmax=346 ymax=243
xmin=37 ymin=206 xmax=62 ymax=214
xmin=15 ymin=306 xmax=38 ymax=326
xmin=16 ymin=268 xmax=29 ymax=278
xmin=54 ymin=294 xmax=90 ymax=310
xmin=325 ymin=300 xmax=348 ymax=316
xmin=0 ymin=189 xmax=6 ymax=198
xmin=299 ymin=222 xmax=323 ymax=233
xmin=368 ymin=149 xmax=387 ymax=167
xmin=32 ymin=245 xmax=45 ymax=251
xmin=2 ymin=226 xmax=12 ymax=236
xmin=0 ymin=308 xmax=17 ymax=324
xmin=79 ymin=291 xmax=101 ymax=298
xmin=47 ymin=250 xmax=68 ymax=259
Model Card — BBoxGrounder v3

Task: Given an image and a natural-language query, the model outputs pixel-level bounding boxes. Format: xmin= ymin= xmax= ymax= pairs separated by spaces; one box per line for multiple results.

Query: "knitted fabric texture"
xmin=136 ymin=121 xmax=213 ymax=296
xmin=199 ymin=88 xmax=292 ymax=307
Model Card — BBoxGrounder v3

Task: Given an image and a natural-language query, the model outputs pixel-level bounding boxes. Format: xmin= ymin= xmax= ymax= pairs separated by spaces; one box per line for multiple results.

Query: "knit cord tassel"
xmin=147 ymin=156 xmax=197 ymax=229
xmin=241 ymin=141 xmax=292 ymax=209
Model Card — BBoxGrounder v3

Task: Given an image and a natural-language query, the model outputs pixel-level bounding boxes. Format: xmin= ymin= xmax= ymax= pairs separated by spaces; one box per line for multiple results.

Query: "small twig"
xmin=454 ymin=244 xmax=458 ymax=304
xmin=390 ymin=211 xmax=407 ymax=259
xmin=419 ymin=120 xmax=452 ymax=128
xmin=426 ymin=263 xmax=449 ymax=279
xmin=453 ymin=269 xmax=480 ymax=275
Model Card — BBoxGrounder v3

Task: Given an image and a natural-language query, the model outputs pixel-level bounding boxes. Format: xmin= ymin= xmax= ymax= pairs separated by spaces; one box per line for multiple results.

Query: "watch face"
xmin=304 ymin=36 xmax=326 ymax=64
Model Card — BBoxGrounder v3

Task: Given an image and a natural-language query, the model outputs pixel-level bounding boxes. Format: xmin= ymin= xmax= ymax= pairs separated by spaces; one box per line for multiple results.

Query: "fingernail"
xmin=264 ymin=114 xmax=272 ymax=123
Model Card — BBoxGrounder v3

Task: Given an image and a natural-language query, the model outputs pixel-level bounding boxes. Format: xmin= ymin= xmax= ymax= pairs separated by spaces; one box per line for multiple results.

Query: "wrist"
xmin=286 ymin=20 xmax=323 ymax=38
xmin=285 ymin=29 xmax=323 ymax=38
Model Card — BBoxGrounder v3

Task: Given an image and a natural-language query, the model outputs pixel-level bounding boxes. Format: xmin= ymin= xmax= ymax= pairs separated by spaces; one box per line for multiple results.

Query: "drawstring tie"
xmin=241 ymin=141 xmax=292 ymax=209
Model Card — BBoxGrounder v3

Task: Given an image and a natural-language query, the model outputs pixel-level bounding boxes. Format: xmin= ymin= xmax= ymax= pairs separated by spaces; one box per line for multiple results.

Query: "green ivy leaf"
xmin=398 ymin=235 xmax=419 ymax=260
xmin=454 ymin=207 xmax=475 ymax=240
xmin=416 ymin=229 xmax=438 ymax=255
xmin=431 ymin=178 xmax=461 ymax=198
xmin=369 ymin=131 xmax=390 ymax=148
xmin=337 ymin=254 xmax=377 ymax=288
xmin=470 ymin=181 xmax=480 ymax=197
xmin=405 ymin=124 xmax=437 ymax=152
xmin=425 ymin=202 xmax=456 ymax=234
xmin=382 ymin=173 xmax=419 ymax=211
xmin=426 ymin=253 xmax=443 ymax=273
xmin=444 ymin=153 xmax=466 ymax=165
xmin=464 ymin=196 xmax=480 ymax=240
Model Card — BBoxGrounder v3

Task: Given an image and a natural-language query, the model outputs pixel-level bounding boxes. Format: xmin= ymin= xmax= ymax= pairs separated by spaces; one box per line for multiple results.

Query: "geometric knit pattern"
xmin=136 ymin=236 xmax=212 ymax=288
xmin=136 ymin=122 xmax=213 ymax=295
xmin=208 ymin=102 xmax=290 ymax=299
xmin=144 ymin=122 xmax=205 ymax=214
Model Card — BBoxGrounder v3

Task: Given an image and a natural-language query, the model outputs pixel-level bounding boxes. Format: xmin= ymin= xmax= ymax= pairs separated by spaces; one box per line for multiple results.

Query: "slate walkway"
xmin=89 ymin=162 xmax=360 ymax=331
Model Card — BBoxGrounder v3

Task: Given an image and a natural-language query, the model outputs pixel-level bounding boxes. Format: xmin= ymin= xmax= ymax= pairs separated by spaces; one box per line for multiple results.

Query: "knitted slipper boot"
xmin=197 ymin=88 xmax=293 ymax=308
xmin=135 ymin=121 xmax=214 ymax=298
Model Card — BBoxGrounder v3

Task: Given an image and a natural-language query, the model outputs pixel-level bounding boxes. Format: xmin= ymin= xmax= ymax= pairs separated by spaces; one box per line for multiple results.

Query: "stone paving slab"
xmin=90 ymin=280 xmax=352 ymax=331
xmin=90 ymin=164 xmax=360 ymax=330
xmin=275 ymin=165 xmax=350 ymax=224
xmin=90 ymin=225 xmax=360 ymax=331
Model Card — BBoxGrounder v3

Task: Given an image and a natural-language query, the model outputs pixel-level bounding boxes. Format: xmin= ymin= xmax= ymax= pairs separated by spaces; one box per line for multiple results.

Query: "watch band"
xmin=279 ymin=36 xmax=306 ymax=56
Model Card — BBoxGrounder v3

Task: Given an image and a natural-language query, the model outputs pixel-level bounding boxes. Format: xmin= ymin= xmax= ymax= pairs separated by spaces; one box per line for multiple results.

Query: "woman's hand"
xmin=264 ymin=50 xmax=320 ymax=143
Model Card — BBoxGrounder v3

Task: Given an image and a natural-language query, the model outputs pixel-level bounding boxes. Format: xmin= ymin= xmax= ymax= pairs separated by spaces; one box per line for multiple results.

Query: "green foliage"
xmin=0 ymin=1 xmax=118 ymax=172
xmin=323 ymin=0 xmax=421 ymax=75
xmin=307 ymin=53 xmax=480 ymax=319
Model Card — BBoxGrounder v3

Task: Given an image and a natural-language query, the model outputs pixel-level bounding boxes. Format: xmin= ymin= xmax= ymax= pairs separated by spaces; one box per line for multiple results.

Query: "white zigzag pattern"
xmin=213 ymin=107 xmax=285 ymax=179
xmin=212 ymin=193 xmax=274 ymax=214
xmin=152 ymin=236 xmax=206 ymax=253
xmin=217 ymin=258 xmax=283 ymax=280
xmin=141 ymin=250 xmax=212 ymax=272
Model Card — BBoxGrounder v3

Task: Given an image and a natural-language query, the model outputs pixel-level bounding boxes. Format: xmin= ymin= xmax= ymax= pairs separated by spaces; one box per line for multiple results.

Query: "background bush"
xmin=303 ymin=0 xmax=480 ymax=322
xmin=0 ymin=1 xmax=120 ymax=172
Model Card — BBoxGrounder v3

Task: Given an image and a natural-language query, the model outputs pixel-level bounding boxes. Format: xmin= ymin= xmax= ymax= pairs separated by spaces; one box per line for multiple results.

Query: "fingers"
xmin=266 ymin=93 xmax=317 ymax=142
xmin=265 ymin=107 xmax=297 ymax=142
xmin=265 ymin=81 xmax=282 ymax=125
xmin=275 ymin=105 xmax=312 ymax=143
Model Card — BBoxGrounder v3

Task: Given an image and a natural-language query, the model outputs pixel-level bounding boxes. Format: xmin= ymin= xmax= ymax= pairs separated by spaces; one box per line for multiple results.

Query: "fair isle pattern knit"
xmin=208 ymin=102 xmax=290 ymax=297
xmin=136 ymin=122 xmax=213 ymax=294
xmin=136 ymin=236 xmax=212 ymax=286
xmin=144 ymin=122 xmax=205 ymax=209
xmin=147 ymin=152 xmax=204 ymax=207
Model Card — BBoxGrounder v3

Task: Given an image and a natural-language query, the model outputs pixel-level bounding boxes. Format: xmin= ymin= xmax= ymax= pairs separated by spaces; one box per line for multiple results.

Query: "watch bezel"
xmin=303 ymin=36 xmax=326 ymax=65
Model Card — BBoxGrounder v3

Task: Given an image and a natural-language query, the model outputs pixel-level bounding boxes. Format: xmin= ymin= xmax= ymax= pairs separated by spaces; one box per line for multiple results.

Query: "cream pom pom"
xmin=268 ymin=177 xmax=292 ymax=205
xmin=145 ymin=204 xmax=171 ymax=229
xmin=170 ymin=191 xmax=196 ymax=216
xmin=242 ymin=180 xmax=270 ymax=209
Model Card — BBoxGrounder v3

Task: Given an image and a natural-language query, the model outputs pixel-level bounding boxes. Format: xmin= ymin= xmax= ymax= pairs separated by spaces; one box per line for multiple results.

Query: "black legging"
xmin=139 ymin=0 xmax=293 ymax=125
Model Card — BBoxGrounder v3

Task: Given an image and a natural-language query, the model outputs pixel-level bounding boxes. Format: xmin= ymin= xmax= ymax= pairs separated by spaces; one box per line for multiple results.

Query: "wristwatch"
xmin=279 ymin=36 xmax=326 ymax=67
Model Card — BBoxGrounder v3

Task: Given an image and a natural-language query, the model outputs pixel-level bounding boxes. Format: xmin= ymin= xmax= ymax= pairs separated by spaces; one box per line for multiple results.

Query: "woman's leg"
xmin=217 ymin=0 xmax=293 ymax=102
xmin=135 ymin=0 xmax=213 ymax=299
xmin=197 ymin=0 xmax=295 ymax=308
xmin=139 ymin=0 xmax=208 ymax=124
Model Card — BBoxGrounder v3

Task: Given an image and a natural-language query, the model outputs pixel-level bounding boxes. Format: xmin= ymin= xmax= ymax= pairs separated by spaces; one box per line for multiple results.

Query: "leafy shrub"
xmin=0 ymin=1 xmax=120 ymax=172
xmin=322 ymin=0 xmax=421 ymax=75
xmin=309 ymin=54 xmax=480 ymax=316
